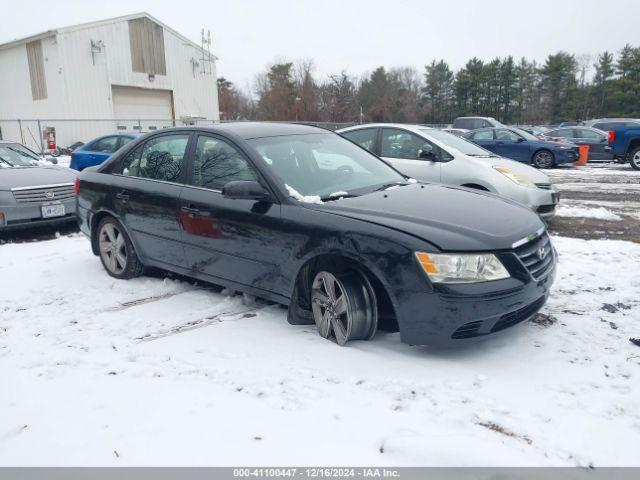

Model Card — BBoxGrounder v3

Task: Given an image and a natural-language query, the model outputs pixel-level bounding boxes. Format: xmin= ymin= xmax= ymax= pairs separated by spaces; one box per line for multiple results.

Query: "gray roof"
xmin=0 ymin=12 xmax=215 ymax=57
xmin=213 ymin=122 xmax=329 ymax=139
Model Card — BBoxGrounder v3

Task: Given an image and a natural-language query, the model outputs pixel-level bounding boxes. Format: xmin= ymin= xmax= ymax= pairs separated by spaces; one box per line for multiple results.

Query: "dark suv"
xmin=452 ymin=117 xmax=505 ymax=130
xmin=76 ymin=123 xmax=556 ymax=346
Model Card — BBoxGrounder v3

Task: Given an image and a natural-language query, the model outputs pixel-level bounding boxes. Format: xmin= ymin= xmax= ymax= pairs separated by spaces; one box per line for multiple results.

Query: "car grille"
xmin=11 ymin=183 xmax=75 ymax=204
xmin=451 ymin=321 xmax=483 ymax=340
xmin=536 ymin=204 xmax=556 ymax=214
xmin=490 ymin=296 xmax=546 ymax=333
xmin=514 ymin=232 xmax=554 ymax=280
xmin=450 ymin=296 xmax=547 ymax=339
xmin=535 ymin=183 xmax=552 ymax=190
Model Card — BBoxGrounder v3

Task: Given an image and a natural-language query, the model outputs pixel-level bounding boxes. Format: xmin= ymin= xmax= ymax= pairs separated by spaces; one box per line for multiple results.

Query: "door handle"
xmin=181 ymin=205 xmax=200 ymax=214
xmin=181 ymin=205 xmax=212 ymax=217
xmin=115 ymin=191 xmax=130 ymax=201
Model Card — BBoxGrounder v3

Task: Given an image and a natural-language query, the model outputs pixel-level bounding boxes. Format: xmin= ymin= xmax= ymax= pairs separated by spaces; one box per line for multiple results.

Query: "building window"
xmin=26 ymin=40 xmax=47 ymax=100
xmin=128 ymin=18 xmax=167 ymax=76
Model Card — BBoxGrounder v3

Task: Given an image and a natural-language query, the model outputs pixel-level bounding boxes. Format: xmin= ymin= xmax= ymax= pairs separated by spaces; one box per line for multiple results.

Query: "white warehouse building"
xmin=0 ymin=12 xmax=219 ymax=151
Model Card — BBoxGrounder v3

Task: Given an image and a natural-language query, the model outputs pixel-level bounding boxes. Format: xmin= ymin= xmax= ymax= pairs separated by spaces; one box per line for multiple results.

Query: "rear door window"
xmin=121 ymin=134 xmax=190 ymax=183
xmin=496 ymin=129 xmax=521 ymax=141
xmin=548 ymin=129 xmax=574 ymax=138
xmin=472 ymin=130 xmax=494 ymax=140
xmin=91 ymin=136 xmax=120 ymax=153
xmin=576 ymin=129 xmax=603 ymax=139
xmin=453 ymin=119 xmax=474 ymax=129
xmin=341 ymin=128 xmax=378 ymax=153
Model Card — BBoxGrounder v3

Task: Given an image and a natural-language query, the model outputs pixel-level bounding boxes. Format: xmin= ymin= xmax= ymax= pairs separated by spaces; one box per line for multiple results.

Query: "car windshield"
xmin=0 ymin=145 xmax=40 ymax=167
xmin=511 ymin=128 xmax=539 ymax=141
xmin=248 ymin=133 xmax=407 ymax=199
xmin=421 ymin=129 xmax=498 ymax=157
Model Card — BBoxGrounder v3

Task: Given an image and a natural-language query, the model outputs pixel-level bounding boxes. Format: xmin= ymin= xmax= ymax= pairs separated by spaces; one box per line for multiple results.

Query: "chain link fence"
xmin=0 ymin=118 xmax=365 ymax=154
xmin=0 ymin=118 xmax=210 ymax=153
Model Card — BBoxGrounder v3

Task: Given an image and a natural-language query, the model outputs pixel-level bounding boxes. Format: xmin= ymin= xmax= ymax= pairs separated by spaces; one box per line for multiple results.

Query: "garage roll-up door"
xmin=112 ymin=86 xmax=173 ymax=120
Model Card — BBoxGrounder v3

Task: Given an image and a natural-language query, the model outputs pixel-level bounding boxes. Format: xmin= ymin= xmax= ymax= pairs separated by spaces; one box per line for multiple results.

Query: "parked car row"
xmin=74 ymin=123 xmax=557 ymax=347
xmin=69 ymin=133 xmax=140 ymax=171
xmin=446 ymin=116 xmax=640 ymax=169
xmin=338 ymin=124 xmax=560 ymax=217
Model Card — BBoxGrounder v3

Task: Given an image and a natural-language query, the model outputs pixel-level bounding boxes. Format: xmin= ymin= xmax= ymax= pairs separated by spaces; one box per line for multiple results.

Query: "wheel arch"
xmin=290 ymin=251 xmax=400 ymax=332
xmin=89 ymin=209 xmax=134 ymax=257
xmin=626 ymin=137 xmax=640 ymax=155
xmin=460 ymin=182 xmax=491 ymax=192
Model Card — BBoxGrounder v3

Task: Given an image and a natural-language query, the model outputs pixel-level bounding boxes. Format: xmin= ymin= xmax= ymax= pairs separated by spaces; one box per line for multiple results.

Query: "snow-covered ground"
xmin=1 ymin=233 xmax=639 ymax=466
xmin=555 ymin=204 xmax=622 ymax=221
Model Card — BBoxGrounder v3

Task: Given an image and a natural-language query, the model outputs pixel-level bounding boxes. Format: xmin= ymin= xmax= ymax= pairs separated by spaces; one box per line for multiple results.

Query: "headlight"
xmin=493 ymin=166 xmax=536 ymax=188
xmin=558 ymin=145 xmax=574 ymax=150
xmin=415 ymin=252 xmax=510 ymax=283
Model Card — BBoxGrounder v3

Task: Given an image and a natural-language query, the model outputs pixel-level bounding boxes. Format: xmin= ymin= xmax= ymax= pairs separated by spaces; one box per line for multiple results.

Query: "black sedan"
xmin=76 ymin=123 xmax=556 ymax=346
xmin=540 ymin=127 xmax=614 ymax=161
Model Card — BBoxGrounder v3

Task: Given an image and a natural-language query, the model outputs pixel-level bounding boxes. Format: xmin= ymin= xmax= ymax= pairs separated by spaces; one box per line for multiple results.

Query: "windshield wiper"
xmin=0 ymin=157 xmax=14 ymax=167
xmin=320 ymin=192 xmax=360 ymax=201
xmin=374 ymin=181 xmax=410 ymax=191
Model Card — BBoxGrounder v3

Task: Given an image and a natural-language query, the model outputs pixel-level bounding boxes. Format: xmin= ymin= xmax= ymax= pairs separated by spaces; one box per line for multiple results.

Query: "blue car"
xmin=70 ymin=133 xmax=139 ymax=171
xmin=464 ymin=127 xmax=579 ymax=168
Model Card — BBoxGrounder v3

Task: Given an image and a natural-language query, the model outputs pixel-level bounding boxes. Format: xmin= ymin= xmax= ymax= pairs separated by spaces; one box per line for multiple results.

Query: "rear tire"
xmin=96 ymin=217 xmax=144 ymax=279
xmin=532 ymin=149 xmax=555 ymax=168
xmin=629 ymin=147 xmax=640 ymax=171
xmin=310 ymin=269 xmax=377 ymax=346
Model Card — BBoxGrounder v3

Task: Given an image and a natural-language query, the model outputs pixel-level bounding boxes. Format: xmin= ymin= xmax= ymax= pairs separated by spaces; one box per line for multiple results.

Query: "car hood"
xmin=312 ymin=183 xmax=544 ymax=251
xmin=469 ymin=155 xmax=552 ymax=183
xmin=0 ymin=166 xmax=77 ymax=190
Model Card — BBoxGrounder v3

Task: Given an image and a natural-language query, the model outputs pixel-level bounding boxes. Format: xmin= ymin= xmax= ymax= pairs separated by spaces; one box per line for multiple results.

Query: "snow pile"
xmin=285 ymin=184 xmax=323 ymax=204
xmin=556 ymin=205 xmax=622 ymax=221
xmin=0 ymin=234 xmax=639 ymax=466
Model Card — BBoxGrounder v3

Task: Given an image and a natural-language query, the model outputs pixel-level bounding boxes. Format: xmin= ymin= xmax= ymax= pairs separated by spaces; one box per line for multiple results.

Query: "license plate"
xmin=41 ymin=204 xmax=65 ymax=218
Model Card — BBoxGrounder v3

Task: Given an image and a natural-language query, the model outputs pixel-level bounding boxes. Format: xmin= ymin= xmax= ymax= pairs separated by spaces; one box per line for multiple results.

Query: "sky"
xmin=2 ymin=0 xmax=639 ymax=92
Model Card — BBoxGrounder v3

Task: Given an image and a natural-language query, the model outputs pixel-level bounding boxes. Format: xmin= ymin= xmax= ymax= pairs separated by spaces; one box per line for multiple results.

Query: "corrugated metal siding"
xmin=26 ymin=40 xmax=47 ymax=100
xmin=128 ymin=18 xmax=166 ymax=75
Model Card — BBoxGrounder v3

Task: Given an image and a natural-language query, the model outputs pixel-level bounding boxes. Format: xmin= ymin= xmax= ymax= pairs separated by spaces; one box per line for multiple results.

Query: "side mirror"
xmin=419 ymin=149 xmax=437 ymax=161
xmin=222 ymin=180 xmax=271 ymax=201
xmin=516 ymin=137 xmax=525 ymax=143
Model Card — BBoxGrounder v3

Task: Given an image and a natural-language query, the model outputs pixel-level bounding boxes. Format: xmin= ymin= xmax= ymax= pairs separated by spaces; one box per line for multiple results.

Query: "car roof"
xmin=213 ymin=122 xmax=329 ymax=139
xmin=338 ymin=123 xmax=431 ymax=134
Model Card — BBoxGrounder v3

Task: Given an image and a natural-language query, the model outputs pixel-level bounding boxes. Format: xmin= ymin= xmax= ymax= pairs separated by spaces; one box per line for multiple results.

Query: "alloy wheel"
xmin=631 ymin=150 xmax=640 ymax=170
xmin=310 ymin=270 xmax=377 ymax=345
xmin=99 ymin=223 xmax=127 ymax=275
xmin=534 ymin=151 xmax=554 ymax=168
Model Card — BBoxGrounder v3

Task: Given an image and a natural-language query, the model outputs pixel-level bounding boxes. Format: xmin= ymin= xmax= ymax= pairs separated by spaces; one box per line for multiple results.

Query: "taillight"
xmin=74 ymin=178 xmax=80 ymax=194
xmin=608 ymin=130 xmax=615 ymax=143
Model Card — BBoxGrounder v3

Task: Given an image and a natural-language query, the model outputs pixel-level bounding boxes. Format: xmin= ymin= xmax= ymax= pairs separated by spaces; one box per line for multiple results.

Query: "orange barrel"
xmin=574 ymin=145 xmax=589 ymax=166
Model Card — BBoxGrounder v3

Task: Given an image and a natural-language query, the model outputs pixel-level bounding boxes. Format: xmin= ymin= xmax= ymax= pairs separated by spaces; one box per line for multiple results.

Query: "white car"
xmin=337 ymin=124 xmax=560 ymax=218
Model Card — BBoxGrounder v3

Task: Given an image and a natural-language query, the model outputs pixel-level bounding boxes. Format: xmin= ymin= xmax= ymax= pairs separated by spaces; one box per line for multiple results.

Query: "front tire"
xmin=532 ymin=149 xmax=555 ymax=168
xmin=96 ymin=217 xmax=144 ymax=279
xmin=629 ymin=147 xmax=640 ymax=171
xmin=310 ymin=269 xmax=377 ymax=346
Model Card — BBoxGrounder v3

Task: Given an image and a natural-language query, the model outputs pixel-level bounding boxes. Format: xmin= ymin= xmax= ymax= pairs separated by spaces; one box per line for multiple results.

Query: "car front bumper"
xmin=0 ymin=198 xmax=77 ymax=231
xmin=554 ymin=148 xmax=579 ymax=164
xmin=393 ymin=247 xmax=557 ymax=346
xmin=499 ymin=184 xmax=560 ymax=219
